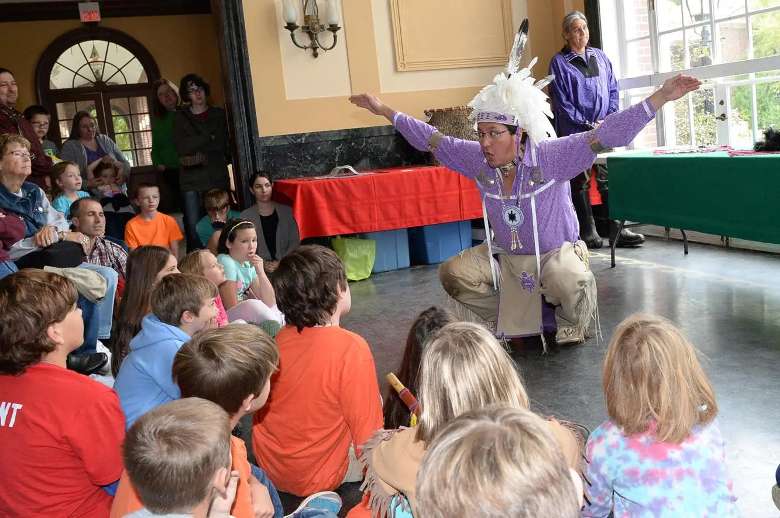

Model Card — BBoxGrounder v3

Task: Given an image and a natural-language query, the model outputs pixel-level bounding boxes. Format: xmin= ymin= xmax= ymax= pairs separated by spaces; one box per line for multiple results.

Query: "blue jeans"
xmin=181 ymin=190 xmax=204 ymax=251
xmin=250 ymin=463 xmax=284 ymax=518
xmin=0 ymin=260 xmax=17 ymax=280
xmin=78 ymin=263 xmax=118 ymax=339
xmin=73 ymin=295 xmax=99 ymax=355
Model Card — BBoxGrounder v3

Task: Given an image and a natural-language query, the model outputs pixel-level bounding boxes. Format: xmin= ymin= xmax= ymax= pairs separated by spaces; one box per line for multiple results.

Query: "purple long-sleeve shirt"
xmin=549 ymin=47 xmax=619 ymax=137
xmin=393 ymin=100 xmax=655 ymax=255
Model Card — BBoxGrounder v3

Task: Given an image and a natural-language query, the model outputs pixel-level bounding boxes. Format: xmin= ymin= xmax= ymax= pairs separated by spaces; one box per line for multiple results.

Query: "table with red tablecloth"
xmin=272 ymin=166 xmax=483 ymax=239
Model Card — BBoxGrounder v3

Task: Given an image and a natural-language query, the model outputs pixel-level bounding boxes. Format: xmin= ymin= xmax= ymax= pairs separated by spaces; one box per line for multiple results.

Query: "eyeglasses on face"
xmin=6 ymin=150 xmax=35 ymax=161
xmin=474 ymin=129 xmax=509 ymax=141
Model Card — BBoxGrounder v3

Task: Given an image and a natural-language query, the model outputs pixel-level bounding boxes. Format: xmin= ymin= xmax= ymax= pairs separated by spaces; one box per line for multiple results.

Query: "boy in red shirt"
xmin=252 ymin=245 xmax=384 ymax=496
xmin=0 ymin=270 xmax=125 ymax=517
xmin=124 ymin=183 xmax=183 ymax=256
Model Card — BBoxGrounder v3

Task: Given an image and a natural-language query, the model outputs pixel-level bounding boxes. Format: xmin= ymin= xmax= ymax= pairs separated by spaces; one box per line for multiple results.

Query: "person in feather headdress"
xmin=349 ymin=20 xmax=700 ymax=346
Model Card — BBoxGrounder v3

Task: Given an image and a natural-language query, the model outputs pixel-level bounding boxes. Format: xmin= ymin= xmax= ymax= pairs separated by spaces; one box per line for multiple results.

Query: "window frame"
xmin=35 ymin=27 xmax=160 ymax=167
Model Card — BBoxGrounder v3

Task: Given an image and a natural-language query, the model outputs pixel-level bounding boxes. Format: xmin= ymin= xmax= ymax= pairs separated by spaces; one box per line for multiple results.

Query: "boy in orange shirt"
xmin=252 ymin=245 xmax=384 ymax=496
xmin=124 ymin=183 xmax=183 ymax=256
xmin=111 ymin=324 xmax=342 ymax=518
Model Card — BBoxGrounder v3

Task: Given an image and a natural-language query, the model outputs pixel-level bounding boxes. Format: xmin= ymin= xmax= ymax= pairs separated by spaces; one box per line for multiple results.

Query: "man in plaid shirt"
xmin=70 ymin=197 xmax=127 ymax=286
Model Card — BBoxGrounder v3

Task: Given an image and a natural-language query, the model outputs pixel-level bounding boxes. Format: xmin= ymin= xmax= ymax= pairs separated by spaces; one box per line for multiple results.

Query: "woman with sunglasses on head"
xmin=172 ymin=73 xmax=230 ymax=252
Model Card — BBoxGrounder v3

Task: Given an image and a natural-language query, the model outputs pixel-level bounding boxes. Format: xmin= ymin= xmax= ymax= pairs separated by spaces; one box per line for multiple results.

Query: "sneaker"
xmin=284 ymin=491 xmax=342 ymax=517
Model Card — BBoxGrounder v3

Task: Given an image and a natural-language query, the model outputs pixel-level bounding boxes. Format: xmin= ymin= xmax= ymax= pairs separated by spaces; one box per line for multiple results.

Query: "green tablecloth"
xmin=607 ymin=151 xmax=780 ymax=245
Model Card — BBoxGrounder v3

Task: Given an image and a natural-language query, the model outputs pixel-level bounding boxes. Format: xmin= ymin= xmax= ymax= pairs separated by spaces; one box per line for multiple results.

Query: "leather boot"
xmin=66 ymin=352 xmax=108 ymax=376
xmin=609 ymin=221 xmax=646 ymax=248
xmin=571 ymin=184 xmax=603 ymax=249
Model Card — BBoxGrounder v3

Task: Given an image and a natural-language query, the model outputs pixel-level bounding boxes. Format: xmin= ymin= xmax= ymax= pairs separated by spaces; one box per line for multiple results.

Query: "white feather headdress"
xmin=467 ymin=57 xmax=557 ymax=144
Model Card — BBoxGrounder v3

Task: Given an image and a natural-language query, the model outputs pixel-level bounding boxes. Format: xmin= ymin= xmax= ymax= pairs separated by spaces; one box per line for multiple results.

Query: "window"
xmin=601 ymin=0 xmax=780 ymax=148
xmin=36 ymin=28 xmax=160 ymax=168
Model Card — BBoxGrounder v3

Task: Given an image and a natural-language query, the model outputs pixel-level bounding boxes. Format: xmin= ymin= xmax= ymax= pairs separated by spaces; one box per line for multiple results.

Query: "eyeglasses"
xmin=6 ymin=150 xmax=35 ymax=161
xmin=206 ymin=203 xmax=229 ymax=212
xmin=474 ymin=130 xmax=509 ymax=141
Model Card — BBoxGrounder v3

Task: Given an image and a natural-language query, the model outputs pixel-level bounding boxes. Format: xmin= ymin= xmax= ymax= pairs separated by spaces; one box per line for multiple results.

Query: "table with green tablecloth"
xmin=606 ymin=151 xmax=780 ymax=266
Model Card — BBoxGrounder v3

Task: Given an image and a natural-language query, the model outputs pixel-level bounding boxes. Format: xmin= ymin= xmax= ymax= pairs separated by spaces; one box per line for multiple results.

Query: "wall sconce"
xmin=282 ymin=0 xmax=341 ymax=58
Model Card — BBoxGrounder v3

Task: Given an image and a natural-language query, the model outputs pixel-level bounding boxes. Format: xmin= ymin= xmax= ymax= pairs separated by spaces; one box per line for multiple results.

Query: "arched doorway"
xmin=36 ymin=27 xmax=160 ymax=169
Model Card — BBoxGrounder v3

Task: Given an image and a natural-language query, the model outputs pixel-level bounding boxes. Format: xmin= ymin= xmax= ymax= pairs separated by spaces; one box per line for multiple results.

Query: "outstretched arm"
xmin=540 ymin=74 xmax=701 ymax=181
xmin=349 ymin=94 xmax=483 ymax=176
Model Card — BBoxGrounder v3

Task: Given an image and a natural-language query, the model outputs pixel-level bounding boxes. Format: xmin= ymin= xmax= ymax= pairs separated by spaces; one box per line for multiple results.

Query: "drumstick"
xmin=386 ymin=372 xmax=420 ymax=417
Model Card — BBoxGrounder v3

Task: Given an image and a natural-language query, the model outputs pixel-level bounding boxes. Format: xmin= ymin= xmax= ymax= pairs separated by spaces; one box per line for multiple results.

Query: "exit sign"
xmin=79 ymin=2 xmax=101 ymax=23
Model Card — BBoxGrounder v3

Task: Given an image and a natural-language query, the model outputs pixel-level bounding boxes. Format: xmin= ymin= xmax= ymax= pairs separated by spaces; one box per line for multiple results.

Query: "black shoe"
xmin=610 ymin=225 xmax=645 ymax=248
xmin=66 ymin=352 xmax=108 ymax=376
xmin=571 ymin=182 xmax=604 ymax=249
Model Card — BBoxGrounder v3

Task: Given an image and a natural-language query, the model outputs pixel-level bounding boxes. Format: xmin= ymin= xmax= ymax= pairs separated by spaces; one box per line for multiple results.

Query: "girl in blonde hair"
xmin=349 ymin=321 xmax=581 ymax=518
xmin=583 ymin=313 xmax=738 ymax=517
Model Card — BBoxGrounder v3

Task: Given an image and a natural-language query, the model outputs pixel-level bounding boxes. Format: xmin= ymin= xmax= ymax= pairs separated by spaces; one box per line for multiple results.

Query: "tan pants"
xmin=439 ymin=241 xmax=596 ymax=339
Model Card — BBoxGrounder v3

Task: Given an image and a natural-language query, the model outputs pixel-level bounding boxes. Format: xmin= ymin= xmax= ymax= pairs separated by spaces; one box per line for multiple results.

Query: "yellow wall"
xmin=245 ymin=0 xmax=583 ymax=136
xmin=0 ymin=14 xmax=224 ymax=109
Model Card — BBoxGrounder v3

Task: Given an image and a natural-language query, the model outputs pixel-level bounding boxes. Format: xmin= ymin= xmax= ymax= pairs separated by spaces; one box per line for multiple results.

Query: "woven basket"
xmin=424 ymin=106 xmax=476 ymax=165
xmin=424 ymin=106 xmax=476 ymax=141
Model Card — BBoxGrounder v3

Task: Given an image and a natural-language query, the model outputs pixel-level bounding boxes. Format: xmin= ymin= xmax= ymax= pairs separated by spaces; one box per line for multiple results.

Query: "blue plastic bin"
xmin=408 ymin=221 xmax=472 ymax=265
xmin=360 ymin=229 xmax=410 ymax=273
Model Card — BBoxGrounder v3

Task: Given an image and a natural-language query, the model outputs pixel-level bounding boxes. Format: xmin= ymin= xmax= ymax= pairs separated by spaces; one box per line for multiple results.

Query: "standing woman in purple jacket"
xmin=549 ymin=11 xmax=645 ymax=249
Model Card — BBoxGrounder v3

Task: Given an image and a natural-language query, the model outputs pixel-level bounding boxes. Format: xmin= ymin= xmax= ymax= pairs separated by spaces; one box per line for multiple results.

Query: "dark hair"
xmin=93 ymin=160 xmax=117 ymax=178
xmin=179 ymin=73 xmax=211 ymax=103
xmin=68 ymin=196 xmax=101 ymax=220
xmin=0 ymin=68 xmax=13 ymax=76
xmin=0 ymin=270 xmax=78 ymax=375
xmin=133 ymin=182 xmax=159 ymax=199
xmin=383 ymin=306 xmax=455 ymax=429
xmin=110 ymin=245 xmax=174 ymax=375
xmin=49 ymin=160 xmax=80 ymax=199
xmin=216 ymin=218 xmax=255 ymax=255
xmin=151 ymin=78 xmax=180 ymax=119
xmin=173 ymin=324 xmax=279 ymax=415
xmin=249 ymin=170 xmax=273 ymax=186
xmin=22 ymin=104 xmax=50 ymax=121
xmin=272 ymin=245 xmax=347 ymax=331
xmin=67 ymin=110 xmax=96 ymax=141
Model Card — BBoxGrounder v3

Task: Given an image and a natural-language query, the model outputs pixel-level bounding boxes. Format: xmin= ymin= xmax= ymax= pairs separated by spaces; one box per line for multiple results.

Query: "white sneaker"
xmin=284 ymin=491 xmax=342 ymax=517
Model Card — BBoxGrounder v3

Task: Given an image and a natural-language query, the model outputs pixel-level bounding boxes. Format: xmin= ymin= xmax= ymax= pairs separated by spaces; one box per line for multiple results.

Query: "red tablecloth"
xmin=273 ymin=166 xmax=483 ymax=239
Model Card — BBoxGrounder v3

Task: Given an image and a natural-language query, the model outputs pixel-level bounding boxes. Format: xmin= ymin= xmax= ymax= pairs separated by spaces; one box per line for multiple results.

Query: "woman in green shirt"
xmin=151 ymin=78 xmax=181 ymax=213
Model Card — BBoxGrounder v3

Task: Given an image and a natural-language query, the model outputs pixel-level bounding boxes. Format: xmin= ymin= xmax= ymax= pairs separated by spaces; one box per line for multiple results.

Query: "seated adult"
xmin=0 ymin=208 xmax=24 ymax=279
xmin=60 ymin=111 xmax=131 ymax=187
xmin=239 ymin=171 xmax=300 ymax=273
xmin=0 ymin=68 xmax=52 ymax=187
xmin=197 ymin=188 xmax=240 ymax=253
xmin=0 ymin=133 xmax=85 ymax=269
xmin=0 ymin=269 xmax=125 ymax=516
xmin=70 ymin=197 xmax=128 ymax=289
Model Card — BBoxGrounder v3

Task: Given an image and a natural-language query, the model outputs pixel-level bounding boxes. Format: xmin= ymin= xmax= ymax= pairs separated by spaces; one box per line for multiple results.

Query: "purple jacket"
xmin=549 ymin=46 xmax=619 ymax=137
xmin=393 ymin=100 xmax=655 ymax=255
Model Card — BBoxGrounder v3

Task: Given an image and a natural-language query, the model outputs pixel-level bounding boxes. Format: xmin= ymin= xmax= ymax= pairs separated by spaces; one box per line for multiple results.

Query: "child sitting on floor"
xmin=50 ymin=161 xmax=90 ymax=215
xmin=383 ymin=306 xmax=454 ymax=429
xmin=179 ymin=249 xmax=229 ymax=327
xmin=583 ymin=313 xmax=739 ymax=517
xmin=216 ymin=218 xmax=284 ymax=326
xmin=252 ymin=245 xmax=384 ymax=497
xmin=416 ymin=407 xmax=582 ymax=518
xmin=114 ymin=272 xmax=218 ymax=427
xmin=349 ymin=321 xmax=581 ymax=518
xmin=197 ymin=188 xmax=240 ymax=252
xmin=122 ymin=397 xmax=238 ymax=518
